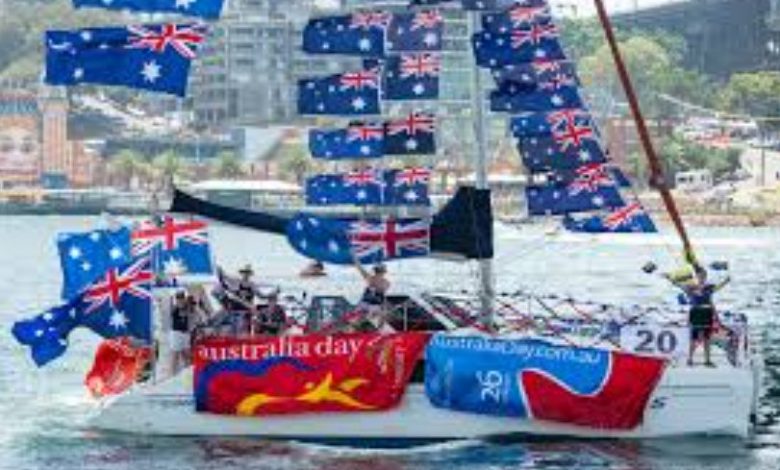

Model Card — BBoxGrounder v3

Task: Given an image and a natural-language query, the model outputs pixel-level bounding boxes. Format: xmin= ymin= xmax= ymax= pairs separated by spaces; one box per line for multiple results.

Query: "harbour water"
xmin=1 ymin=216 xmax=779 ymax=469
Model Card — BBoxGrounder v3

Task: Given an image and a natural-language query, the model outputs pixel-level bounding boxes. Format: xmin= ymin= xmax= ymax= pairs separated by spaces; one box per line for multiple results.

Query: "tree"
xmin=109 ymin=149 xmax=149 ymax=190
xmin=659 ymin=134 xmax=741 ymax=180
xmin=718 ymin=72 xmax=780 ymax=129
xmin=278 ymin=144 xmax=313 ymax=184
xmin=214 ymin=151 xmax=244 ymax=178
xmin=152 ymin=150 xmax=186 ymax=188
xmin=579 ymin=34 xmax=716 ymax=118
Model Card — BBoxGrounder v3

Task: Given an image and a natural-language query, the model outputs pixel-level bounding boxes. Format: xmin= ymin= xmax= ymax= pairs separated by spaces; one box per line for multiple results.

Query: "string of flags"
xmin=467 ymin=0 xmax=656 ymax=233
xmin=291 ymin=5 xmax=453 ymax=265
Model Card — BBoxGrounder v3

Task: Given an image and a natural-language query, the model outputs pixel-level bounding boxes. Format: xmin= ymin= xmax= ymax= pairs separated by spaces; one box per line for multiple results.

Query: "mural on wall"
xmin=0 ymin=96 xmax=41 ymax=184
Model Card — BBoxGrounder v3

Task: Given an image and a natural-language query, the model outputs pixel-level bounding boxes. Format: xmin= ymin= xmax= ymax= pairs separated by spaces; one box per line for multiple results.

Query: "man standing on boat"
xmin=665 ymin=264 xmax=731 ymax=367
xmin=352 ymin=255 xmax=392 ymax=332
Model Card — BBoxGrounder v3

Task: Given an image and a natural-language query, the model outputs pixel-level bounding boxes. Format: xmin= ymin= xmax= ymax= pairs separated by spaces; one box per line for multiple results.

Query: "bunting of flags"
xmin=468 ymin=0 xmax=655 ymax=233
xmin=306 ymin=168 xmax=431 ymax=206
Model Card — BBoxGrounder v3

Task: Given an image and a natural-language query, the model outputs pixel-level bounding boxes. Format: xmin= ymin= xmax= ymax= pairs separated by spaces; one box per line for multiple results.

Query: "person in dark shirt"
xmin=257 ymin=292 xmax=288 ymax=336
xmin=666 ymin=265 xmax=731 ymax=367
xmin=169 ymin=291 xmax=194 ymax=373
xmin=353 ymin=255 xmax=392 ymax=331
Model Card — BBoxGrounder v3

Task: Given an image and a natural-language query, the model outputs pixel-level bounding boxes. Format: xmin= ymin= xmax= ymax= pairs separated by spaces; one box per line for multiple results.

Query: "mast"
xmin=592 ymin=0 xmax=697 ymax=263
xmin=468 ymin=10 xmax=495 ymax=328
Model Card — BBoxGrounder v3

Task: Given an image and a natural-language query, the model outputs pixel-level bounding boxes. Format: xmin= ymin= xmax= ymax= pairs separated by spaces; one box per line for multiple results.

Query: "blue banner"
xmin=424 ymin=334 xmax=665 ymax=429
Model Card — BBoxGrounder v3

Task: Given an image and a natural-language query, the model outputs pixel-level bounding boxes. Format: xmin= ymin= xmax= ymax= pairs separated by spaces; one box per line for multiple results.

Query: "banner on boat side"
xmin=193 ymin=333 xmax=429 ymax=416
xmin=424 ymin=334 xmax=666 ymax=430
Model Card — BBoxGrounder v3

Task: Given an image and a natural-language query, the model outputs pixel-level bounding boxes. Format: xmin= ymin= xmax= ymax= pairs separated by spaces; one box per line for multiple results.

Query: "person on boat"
xmin=217 ymin=265 xmax=261 ymax=335
xmin=300 ymin=260 xmax=326 ymax=278
xmin=256 ymin=291 xmax=288 ymax=336
xmin=353 ymin=255 xmax=392 ymax=332
xmin=665 ymin=264 xmax=731 ymax=367
xmin=169 ymin=291 xmax=195 ymax=373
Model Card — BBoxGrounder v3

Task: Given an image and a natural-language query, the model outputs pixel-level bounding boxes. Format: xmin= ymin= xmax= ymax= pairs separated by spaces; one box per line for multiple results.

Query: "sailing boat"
xmin=85 ymin=0 xmax=759 ymax=444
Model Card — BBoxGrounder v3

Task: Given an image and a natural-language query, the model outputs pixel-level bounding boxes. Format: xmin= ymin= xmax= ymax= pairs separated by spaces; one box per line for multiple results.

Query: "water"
xmin=0 ymin=216 xmax=778 ymax=470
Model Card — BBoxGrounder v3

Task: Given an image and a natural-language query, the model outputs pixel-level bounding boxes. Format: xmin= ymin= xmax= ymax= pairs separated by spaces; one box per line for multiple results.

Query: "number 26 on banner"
xmin=620 ymin=325 xmax=690 ymax=360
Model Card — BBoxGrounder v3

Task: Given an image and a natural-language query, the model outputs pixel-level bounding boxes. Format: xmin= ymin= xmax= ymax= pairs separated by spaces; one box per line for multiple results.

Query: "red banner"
xmin=193 ymin=333 xmax=429 ymax=416
xmin=85 ymin=338 xmax=152 ymax=398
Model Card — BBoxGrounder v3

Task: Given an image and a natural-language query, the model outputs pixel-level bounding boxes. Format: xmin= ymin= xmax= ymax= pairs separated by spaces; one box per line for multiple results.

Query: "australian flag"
xmin=382 ymin=53 xmax=441 ymax=100
xmin=45 ymin=23 xmax=208 ymax=97
xmin=516 ymin=135 xmax=607 ymax=171
xmin=306 ymin=168 xmax=431 ymax=206
xmin=302 ymin=13 xmax=388 ymax=57
xmin=57 ymin=226 xmax=132 ymax=300
xmin=131 ymin=216 xmax=213 ymax=275
xmin=383 ymin=53 xmax=441 ymax=100
xmin=563 ymin=202 xmax=657 ymax=233
xmin=510 ymin=109 xmax=597 ymax=139
xmin=482 ymin=2 xmax=552 ymax=33
xmin=473 ymin=26 xmax=566 ymax=68
xmin=72 ymin=0 xmax=224 ymax=19
xmin=385 ymin=112 xmax=437 ymax=155
xmin=298 ymin=69 xmax=381 ymax=116
xmin=12 ymin=257 xmax=153 ymax=367
xmin=408 ymin=0 xmax=528 ymax=9
xmin=309 ymin=122 xmax=385 ymax=159
xmin=490 ymin=83 xmax=582 ymax=112
xmin=492 ymin=60 xmax=579 ymax=92
xmin=387 ymin=10 xmax=444 ymax=52
xmin=286 ymin=214 xmax=430 ymax=265
xmin=526 ymin=164 xmax=625 ymax=215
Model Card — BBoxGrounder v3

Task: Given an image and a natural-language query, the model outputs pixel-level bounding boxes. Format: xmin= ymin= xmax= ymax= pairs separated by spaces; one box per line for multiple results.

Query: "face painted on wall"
xmin=0 ymin=125 xmax=40 ymax=176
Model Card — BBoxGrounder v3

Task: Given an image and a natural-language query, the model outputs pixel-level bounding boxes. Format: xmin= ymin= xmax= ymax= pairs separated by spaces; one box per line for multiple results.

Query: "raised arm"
xmin=352 ymin=253 xmax=370 ymax=281
xmin=714 ymin=276 xmax=731 ymax=292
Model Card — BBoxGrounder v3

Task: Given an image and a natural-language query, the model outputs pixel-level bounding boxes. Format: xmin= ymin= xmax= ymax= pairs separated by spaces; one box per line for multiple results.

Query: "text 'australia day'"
xmin=195 ymin=336 xmax=367 ymax=363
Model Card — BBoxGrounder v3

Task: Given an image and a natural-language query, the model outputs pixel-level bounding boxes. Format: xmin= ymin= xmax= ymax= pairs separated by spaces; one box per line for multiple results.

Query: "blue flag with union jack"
xmin=131 ymin=216 xmax=213 ymax=276
xmin=383 ymin=53 xmax=441 ymax=100
xmin=12 ymin=257 xmax=153 ymax=367
xmin=482 ymin=2 xmax=552 ymax=33
xmin=526 ymin=163 xmax=625 ymax=215
xmin=72 ymin=0 xmax=224 ymax=19
xmin=387 ymin=10 xmax=444 ymax=52
xmin=384 ymin=112 xmax=437 ymax=155
xmin=57 ymin=226 xmax=132 ymax=301
xmin=563 ymin=202 xmax=657 ymax=233
xmin=305 ymin=168 xmax=431 ymax=206
xmin=473 ymin=24 xmax=566 ymax=68
xmin=45 ymin=23 xmax=208 ymax=97
xmin=492 ymin=60 xmax=579 ymax=93
xmin=309 ymin=122 xmax=385 ymax=159
xmin=286 ymin=215 xmax=431 ymax=265
xmin=303 ymin=12 xmax=389 ymax=56
xmin=298 ymin=69 xmax=381 ymax=116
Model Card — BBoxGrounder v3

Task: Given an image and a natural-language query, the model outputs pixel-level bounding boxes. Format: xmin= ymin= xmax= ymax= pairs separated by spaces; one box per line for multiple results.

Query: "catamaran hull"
xmin=89 ymin=366 xmax=755 ymax=443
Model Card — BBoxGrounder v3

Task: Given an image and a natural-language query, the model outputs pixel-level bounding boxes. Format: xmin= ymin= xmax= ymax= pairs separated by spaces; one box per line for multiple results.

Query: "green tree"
xmin=278 ymin=144 xmax=312 ymax=184
xmin=109 ymin=149 xmax=149 ymax=190
xmin=152 ymin=150 xmax=186 ymax=188
xmin=659 ymin=134 xmax=741 ymax=180
xmin=579 ymin=34 xmax=716 ymax=118
xmin=214 ymin=151 xmax=244 ymax=178
xmin=718 ymin=72 xmax=780 ymax=128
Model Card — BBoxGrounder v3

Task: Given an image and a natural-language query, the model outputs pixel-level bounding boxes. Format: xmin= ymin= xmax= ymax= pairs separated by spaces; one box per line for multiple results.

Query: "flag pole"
xmin=592 ymin=0 xmax=697 ymax=263
xmin=468 ymin=10 xmax=495 ymax=329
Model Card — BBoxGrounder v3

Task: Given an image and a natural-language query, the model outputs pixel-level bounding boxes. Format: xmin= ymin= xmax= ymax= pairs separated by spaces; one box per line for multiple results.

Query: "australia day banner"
xmin=424 ymin=334 xmax=666 ymax=430
xmin=194 ymin=333 xmax=429 ymax=416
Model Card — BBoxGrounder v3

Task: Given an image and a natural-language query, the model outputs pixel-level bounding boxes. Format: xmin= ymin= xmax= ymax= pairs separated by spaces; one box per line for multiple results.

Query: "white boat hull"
xmin=89 ymin=365 xmax=756 ymax=444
